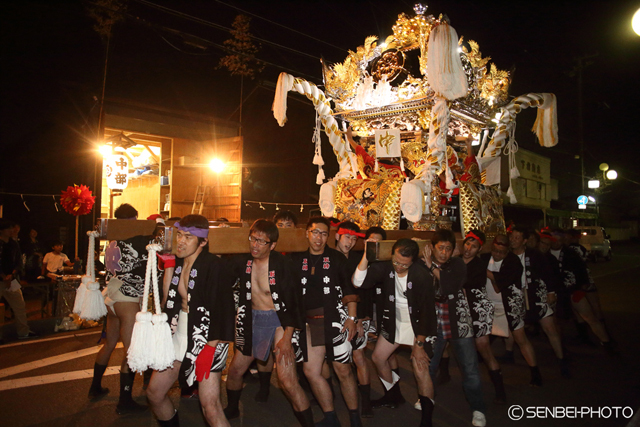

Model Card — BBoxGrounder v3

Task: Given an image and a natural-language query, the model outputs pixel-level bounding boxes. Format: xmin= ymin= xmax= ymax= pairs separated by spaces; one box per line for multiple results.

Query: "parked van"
xmin=574 ymin=226 xmax=612 ymax=261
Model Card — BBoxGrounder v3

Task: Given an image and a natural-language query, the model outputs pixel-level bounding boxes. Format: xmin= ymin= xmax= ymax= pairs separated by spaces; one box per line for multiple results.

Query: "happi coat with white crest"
xmin=357 ymin=261 xmax=437 ymax=356
xmin=164 ymin=251 xmax=235 ymax=387
xmin=291 ymin=246 xmax=358 ymax=363
xmin=519 ymin=248 xmax=558 ymax=320
xmin=230 ymin=251 xmax=305 ymax=361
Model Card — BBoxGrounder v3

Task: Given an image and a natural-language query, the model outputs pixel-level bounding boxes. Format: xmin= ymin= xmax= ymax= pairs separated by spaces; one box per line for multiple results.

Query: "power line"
xmin=129 ymin=13 xmax=322 ymax=82
xmin=212 ymin=0 xmax=348 ymax=54
xmin=132 ymin=0 xmax=321 ymax=61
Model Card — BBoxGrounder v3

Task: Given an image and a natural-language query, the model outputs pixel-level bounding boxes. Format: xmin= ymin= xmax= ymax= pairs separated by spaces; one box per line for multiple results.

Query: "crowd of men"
xmin=2 ymin=207 xmax=616 ymax=427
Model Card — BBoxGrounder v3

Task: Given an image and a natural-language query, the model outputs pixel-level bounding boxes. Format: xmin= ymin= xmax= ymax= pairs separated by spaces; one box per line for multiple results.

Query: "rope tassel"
xmin=74 ymin=231 xmax=99 ymax=315
xmin=128 ymin=243 xmax=175 ymax=373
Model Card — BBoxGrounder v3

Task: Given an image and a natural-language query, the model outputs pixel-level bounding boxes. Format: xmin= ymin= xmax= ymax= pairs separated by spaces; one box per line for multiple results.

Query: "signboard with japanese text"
xmin=105 ymin=154 xmax=129 ymax=190
xmin=374 ymin=129 xmax=401 ymax=158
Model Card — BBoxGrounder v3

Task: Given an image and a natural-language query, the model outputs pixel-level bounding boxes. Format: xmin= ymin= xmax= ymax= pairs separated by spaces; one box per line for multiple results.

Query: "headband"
xmin=337 ymin=228 xmax=365 ymax=238
xmin=493 ymin=240 xmax=508 ymax=247
xmin=539 ymin=231 xmax=557 ymax=243
xmin=175 ymin=222 xmax=210 ymax=239
xmin=465 ymin=231 xmax=484 ymax=246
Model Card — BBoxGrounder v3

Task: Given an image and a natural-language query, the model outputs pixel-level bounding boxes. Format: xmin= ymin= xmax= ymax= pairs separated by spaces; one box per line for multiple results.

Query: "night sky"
xmin=2 ymin=0 xmax=639 ymax=248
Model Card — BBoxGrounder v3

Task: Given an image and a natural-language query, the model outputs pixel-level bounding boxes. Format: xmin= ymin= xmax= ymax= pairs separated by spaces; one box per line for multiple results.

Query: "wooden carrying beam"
xmin=97 ymin=220 xmax=467 ymax=258
xmin=365 ymin=239 xmax=430 ymax=262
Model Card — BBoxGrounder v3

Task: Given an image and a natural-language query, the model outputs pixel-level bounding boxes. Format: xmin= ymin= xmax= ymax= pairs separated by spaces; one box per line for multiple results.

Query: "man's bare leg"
xmin=303 ymin=334 xmax=333 ymax=412
xmin=200 ymin=371 xmax=230 ymax=427
xmin=270 ymin=327 xmax=309 ymax=411
xmin=512 ymin=327 xmax=542 ymax=386
xmin=255 ymin=352 xmax=274 ymax=402
xmin=370 ymin=336 xmax=404 ymax=408
xmin=89 ymin=309 xmax=120 ymax=399
xmin=224 ymin=348 xmax=256 ymax=419
xmin=539 ymin=316 xmax=564 ymax=358
xmin=353 ymin=347 xmax=373 ymax=417
xmin=113 ymin=301 xmax=147 ymax=414
xmin=572 ymin=297 xmax=610 ymax=343
xmin=147 ymin=362 xmax=181 ymax=421
xmin=332 ymin=361 xmax=359 ymax=410
xmin=476 ymin=335 xmax=506 ymax=403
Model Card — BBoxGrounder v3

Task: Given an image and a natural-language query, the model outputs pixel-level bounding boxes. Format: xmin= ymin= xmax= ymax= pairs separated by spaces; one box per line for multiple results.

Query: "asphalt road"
xmin=1 ymin=242 xmax=639 ymax=427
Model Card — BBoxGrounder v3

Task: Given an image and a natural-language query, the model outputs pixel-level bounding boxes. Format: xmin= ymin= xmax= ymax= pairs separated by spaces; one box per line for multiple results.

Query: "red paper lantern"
xmin=60 ymin=184 xmax=95 ymax=216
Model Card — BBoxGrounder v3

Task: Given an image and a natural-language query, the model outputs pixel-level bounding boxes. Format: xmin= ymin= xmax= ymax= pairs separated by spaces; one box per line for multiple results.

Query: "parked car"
xmin=574 ymin=226 xmax=612 ymax=262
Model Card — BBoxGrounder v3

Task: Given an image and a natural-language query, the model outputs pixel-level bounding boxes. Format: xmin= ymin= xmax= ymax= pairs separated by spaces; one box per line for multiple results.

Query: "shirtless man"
xmin=147 ymin=215 xmax=235 ymax=427
xmin=224 ymin=220 xmax=313 ymax=426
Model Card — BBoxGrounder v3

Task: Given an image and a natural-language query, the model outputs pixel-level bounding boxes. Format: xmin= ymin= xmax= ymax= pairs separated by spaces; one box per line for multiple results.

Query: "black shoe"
xmin=88 ymin=386 xmax=110 ymax=401
xmin=371 ymin=383 xmax=405 ymax=409
xmin=223 ymin=406 xmax=240 ymax=420
xmin=529 ymin=366 xmax=542 ymax=387
xmin=116 ymin=399 xmax=148 ymax=415
xmin=18 ymin=331 xmax=39 ymax=340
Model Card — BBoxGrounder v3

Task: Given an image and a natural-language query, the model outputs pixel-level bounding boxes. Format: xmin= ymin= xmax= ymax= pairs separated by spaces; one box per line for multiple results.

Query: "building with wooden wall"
xmin=99 ymin=100 xmax=242 ymax=221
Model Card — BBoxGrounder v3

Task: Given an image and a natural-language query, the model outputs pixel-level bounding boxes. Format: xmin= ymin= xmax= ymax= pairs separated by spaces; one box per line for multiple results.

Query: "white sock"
xmin=380 ymin=371 xmax=401 ymax=391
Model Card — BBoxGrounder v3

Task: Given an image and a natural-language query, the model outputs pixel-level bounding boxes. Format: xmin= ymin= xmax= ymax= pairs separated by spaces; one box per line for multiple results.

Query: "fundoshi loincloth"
xmin=252 ymin=309 xmax=281 ymax=361
xmin=173 ymin=310 xmax=188 ymax=361
xmin=306 ymin=307 xmax=325 ymax=347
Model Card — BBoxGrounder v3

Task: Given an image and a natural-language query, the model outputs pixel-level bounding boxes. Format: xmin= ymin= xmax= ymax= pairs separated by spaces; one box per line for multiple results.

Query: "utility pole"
xmin=574 ymin=54 xmax=598 ymax=195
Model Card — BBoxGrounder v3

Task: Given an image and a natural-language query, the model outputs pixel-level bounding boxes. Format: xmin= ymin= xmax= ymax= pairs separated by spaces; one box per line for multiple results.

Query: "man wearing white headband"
xmin=147 ymin=214 xmax=235 ymax=427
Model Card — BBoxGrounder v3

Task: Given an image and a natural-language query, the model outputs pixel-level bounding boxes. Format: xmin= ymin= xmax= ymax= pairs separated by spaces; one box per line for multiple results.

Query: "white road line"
xmin=0 ymin=343 xmax=123 ymax=379
xmin=0 ymin=366 xmax=120 ymax=391
xmin=0 ymin=330 xmax=102 ymax=348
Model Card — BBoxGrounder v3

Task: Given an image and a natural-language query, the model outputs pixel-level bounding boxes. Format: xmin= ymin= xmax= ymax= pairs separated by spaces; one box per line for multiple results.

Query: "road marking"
xmin=0 ymin=330 xmax=102 ymax=348
xmin=0 ymin=343 xmax=123 ymax=379
xmin=0 ymin=366 xmax=120 ymax=391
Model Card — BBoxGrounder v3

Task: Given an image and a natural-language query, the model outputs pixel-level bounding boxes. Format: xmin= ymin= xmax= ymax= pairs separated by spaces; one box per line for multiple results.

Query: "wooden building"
xmin=100 ymin=100 xmax=242 ymax=221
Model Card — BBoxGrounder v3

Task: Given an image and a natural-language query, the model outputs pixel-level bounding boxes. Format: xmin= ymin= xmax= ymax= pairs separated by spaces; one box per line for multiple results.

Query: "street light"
xmin=606 ymin=170 xmax=617 ymax=180
xmin=633 ymin=8 xmax=640 ymax=36
xmin=588 ymin=179 xmax=600 ymax=189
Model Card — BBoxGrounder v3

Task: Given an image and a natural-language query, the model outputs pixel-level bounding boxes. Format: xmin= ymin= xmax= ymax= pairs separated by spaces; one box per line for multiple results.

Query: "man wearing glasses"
xmin=223 ymin=219 xmax=313 ymax=426
xmin=353 ymin=238 xmax=437 ymax=427
xmin=293 ymin=216 xmax=361 ymax=427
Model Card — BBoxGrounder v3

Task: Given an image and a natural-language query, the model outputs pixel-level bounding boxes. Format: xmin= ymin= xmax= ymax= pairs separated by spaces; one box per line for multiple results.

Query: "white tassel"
xmin=316 ymin=166 xmax=325 ymax=185
xmin=319 ymin=181 xmax=337 ymax=217
xmin=401 ymin=181 xmax=425 ymax=223
xmin=128 ymin=242 xmax=174 ymax=372
xmin=510 ymin=166 xmax=520 ymax=179
xmin=73 ymin=275 xmax=90 ymax=315
xmin=75 ymin=231 xmax=99 ymax=315
xmin=313 ymin=152 xmax=324 ymax=166
xmin=80 ymin=281 xmax=107 ymax=321
xmin=272 ymin=73 xmax=294 ymax=126
xmin=375 ymin=158 xmax=379 ymax=172
xmin=427 ymin=22 xmax=468 ymax=100
xmin=152 ymin=313 xmax=175 ymax=371
xmin=128 ymin=311 xmax=155 ymax=373
xmin=445 ymin=165 xmax=456 ymax=190
xmin=149 ymin=242 xmax=174 ymax=370
xmin=507 ymin=185 xmax=518 ymax=204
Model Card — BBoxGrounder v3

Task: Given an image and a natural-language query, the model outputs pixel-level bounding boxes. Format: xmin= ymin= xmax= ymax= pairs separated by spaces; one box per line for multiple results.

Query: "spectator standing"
xmin=0 ymin=219 xmax=37 ymax=341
